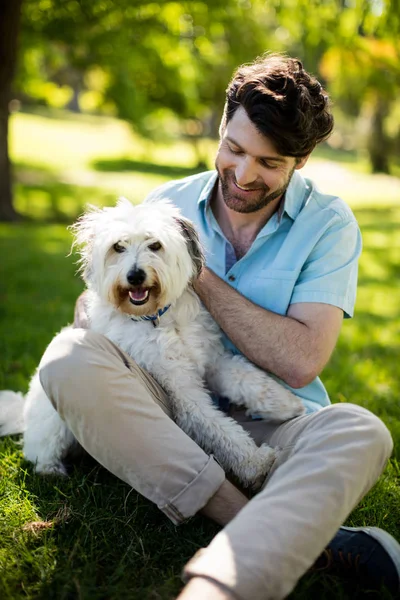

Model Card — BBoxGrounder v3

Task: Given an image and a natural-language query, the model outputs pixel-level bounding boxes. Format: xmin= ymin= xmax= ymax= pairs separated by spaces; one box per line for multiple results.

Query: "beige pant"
xmin=39 ymin=328 xmax=393 ymax=600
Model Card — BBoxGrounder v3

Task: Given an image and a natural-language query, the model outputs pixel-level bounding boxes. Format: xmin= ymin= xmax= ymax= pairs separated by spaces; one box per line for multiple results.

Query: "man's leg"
xmin=38 ymin=327 xmax=228 ymax=524
xmin=181 ymin=404 xmax=394 ymax=600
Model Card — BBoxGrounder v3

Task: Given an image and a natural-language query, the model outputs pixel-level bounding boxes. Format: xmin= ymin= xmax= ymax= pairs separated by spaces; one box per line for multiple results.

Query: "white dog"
xmin=0 ymin=198 xmax=304 ymax=489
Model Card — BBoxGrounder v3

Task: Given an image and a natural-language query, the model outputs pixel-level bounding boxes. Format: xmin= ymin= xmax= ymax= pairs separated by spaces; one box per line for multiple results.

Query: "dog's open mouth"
xmin=128 ymin=287 xmax=150 ymax=305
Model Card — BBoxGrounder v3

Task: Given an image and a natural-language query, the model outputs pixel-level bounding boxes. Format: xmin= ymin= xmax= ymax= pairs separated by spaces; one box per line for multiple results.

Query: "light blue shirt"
xmin=145 ymin=170 xmax=362 ymax=414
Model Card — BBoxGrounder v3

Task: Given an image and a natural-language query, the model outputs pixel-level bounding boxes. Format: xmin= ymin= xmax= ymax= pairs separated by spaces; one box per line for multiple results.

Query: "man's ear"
xmin=295 ymin=154 xmax=311 ymax=170
xmin=175 ymin=216 xmax=205 ymax=277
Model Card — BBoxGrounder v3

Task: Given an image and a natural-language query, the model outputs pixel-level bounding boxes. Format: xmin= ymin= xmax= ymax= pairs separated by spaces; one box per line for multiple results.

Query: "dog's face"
xmin=71 ymin=198 xmax=204 ymax=317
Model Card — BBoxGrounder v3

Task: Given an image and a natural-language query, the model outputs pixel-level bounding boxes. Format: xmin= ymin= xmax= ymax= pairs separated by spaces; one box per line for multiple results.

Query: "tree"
xmin=320 ymin=38 xmax=400 ymax=174
xmin=1 ymin=0 xmax=285 ymax=220
xmin=2 ymin=0 xmax=399 ymax=219
xmin=272 ymin=0 xmax=400 ymax=173
xmin=0 ymin=0 xmax=23 ymax=221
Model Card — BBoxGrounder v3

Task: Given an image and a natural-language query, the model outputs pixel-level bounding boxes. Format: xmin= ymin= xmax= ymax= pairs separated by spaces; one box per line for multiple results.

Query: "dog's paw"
xmin=254 ymin=393 xmax=305 ymax=422
xmin=246 ymin=380 xmax=306 ymax=423
xmin=234 ymin=444 xmax=276 ymax=490
xmin=34 ymin=462 xmax=68 ymax=477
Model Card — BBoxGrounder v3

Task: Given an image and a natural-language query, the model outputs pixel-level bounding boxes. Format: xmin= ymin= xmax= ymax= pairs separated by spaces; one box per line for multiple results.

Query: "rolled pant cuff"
xmin=160 ymin=455 xmax=225 ymax=525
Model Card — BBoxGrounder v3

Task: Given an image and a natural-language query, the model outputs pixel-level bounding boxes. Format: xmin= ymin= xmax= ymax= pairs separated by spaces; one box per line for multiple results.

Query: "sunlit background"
xmin=1 ymin=0 xmax=399 ymax=221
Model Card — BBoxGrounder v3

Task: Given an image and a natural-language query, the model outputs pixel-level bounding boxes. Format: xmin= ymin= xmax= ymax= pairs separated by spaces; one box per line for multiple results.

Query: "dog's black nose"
xmin=127 ymin=268 xmax=146 ymax=286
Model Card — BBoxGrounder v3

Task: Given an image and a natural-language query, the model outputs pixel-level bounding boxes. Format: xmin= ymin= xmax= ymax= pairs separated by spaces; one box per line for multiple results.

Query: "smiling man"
xmin=144 ymin=55 xmax=400 ymax=599
xmin=41 ymin=54 xmax=400 ymax=599
xmin=217 ymin=109 xmax=303 ymax=215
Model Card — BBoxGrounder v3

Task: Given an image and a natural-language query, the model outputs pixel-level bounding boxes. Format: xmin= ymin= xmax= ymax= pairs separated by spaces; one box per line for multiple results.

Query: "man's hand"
xmin=193 ymin=267 xmax=343 ymax=389
xmin=73 ymin=290 xmax=90 ymax=329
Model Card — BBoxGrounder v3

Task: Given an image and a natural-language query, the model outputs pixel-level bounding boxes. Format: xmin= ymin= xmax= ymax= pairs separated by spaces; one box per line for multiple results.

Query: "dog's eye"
xmin=148 ymin=241 xmax=162 ymax=252
xmin=113 ymin=242 xmax=126 ymax=253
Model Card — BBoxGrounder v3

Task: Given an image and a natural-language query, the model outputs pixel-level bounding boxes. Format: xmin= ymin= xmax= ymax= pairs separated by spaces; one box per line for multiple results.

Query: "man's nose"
xmin=235 ymin=157 xmax=259 ymax=187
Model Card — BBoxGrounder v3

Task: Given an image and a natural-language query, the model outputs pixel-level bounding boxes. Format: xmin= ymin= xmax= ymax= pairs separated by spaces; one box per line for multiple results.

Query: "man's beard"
xmin=217 ymin=166 xmax=295 ymax=214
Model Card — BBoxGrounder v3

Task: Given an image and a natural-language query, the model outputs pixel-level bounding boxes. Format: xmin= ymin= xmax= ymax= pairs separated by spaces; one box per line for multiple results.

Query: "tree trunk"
xmin=367 ymin=97 xmax=390 ymax=174
xmin=0 ymin=0 xmax=23 ymax=221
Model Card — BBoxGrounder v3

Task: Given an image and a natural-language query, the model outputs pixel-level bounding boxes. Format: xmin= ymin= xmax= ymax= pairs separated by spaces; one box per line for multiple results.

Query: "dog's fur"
xmin=0 ymin=198 xmax=304 ymax=489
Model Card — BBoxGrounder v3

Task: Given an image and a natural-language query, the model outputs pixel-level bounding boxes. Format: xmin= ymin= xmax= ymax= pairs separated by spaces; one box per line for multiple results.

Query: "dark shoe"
xmin=313 ymin=526 xmax=400 ymax=596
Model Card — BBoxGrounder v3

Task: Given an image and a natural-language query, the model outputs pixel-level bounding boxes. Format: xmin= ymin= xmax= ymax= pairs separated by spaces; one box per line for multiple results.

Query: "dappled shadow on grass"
xmin=91 ymin=156 xmax=207 ymax=178
xmin=21 ymin=105 xmax=121 ymax=127
xmin=1 ymin=445 xmax=219 ymax=600
xmin=12 ymin=159 xmax=189 ymax=224
xmin=313 ymin=143 xmax=360 ymax=165
xmin=319 ymin=202 xmax=400 ymax=460
xmin=355 ymin=206 xmax=400 ymax=231
xmin=2 ymin=444 xmax=397 ymax=600
xmin=0 ymin=223 xmax=84 ymax=390
xmin=325 ymin=334 xmax=400 ymax=455
xmin=14 ymin=180 xmax=116 ymax=224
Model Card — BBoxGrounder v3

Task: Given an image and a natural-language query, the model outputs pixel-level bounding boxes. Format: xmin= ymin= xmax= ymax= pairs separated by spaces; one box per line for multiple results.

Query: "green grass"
xmin=10 ymin=109 xmax=215 ymax=222
xmin=1 ymin=110 xmax=400 ymax=599
xmin=10 ymin=109 xmax=214 ymax=172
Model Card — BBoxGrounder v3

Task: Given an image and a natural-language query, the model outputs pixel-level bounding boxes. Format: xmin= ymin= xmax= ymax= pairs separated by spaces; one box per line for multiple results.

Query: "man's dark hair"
xmin=220 ymin=53 xmax=334 ymax=158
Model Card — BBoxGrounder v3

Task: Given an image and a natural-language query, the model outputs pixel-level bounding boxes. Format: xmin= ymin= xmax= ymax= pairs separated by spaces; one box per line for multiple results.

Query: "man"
xmin=40 ymin=54 xmax=400 ymax=599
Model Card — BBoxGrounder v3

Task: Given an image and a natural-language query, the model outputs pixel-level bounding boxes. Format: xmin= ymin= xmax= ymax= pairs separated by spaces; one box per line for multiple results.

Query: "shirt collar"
xmin=198 ymin=170 xmax=218 ymax=210
xmin=198 ymin=171 xmax=219 ymax=230
xmin=198 ymin=169 xmax=309 ymax=225
xmin=278 ymin=170 xmax=309 ymax=221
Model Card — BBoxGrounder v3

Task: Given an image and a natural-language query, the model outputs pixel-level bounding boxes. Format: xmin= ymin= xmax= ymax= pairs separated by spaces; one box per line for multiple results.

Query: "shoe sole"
xmin=341 ymin=526 xmax=400 ymax=580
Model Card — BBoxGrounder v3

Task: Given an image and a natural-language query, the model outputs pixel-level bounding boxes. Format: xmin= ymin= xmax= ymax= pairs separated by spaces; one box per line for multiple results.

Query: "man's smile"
xmin=234 ymin=180 xmax=265 ymax=193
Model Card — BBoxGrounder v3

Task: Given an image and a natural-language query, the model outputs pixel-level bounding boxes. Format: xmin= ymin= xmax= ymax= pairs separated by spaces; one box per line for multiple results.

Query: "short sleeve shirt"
xmin=145 ymin=170 xmax=362 ymax=413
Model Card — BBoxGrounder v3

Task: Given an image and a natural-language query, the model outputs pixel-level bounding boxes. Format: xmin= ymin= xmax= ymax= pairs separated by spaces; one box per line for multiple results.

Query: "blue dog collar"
xmin=131 ymin=305 xmax=171 ymax=327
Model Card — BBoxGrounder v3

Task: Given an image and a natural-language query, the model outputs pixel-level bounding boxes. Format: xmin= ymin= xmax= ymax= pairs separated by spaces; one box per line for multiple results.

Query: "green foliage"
xmin=13 ymin=0 xmax=400 ymax=174
xmin=18 ymin=0 xmax=261 ymax=130
xmin=321 ymin=38 xmax=400 ymax=113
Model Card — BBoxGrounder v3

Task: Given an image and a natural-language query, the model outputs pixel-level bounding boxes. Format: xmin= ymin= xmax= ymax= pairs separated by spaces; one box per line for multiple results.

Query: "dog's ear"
xmin=69 ymin=205 xmax=103 ymax=283
xmin=175 ymin=216 xmax=205 ymax=277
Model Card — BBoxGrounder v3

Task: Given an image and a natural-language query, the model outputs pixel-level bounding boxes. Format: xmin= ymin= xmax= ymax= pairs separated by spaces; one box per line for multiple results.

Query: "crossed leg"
xmin=39 ymin=327 xmax=227 ymax=524
xmin=181 ymin=404 xmax=393 ymax=599
xmin=39 ymin=327 xmax=393 ymax=600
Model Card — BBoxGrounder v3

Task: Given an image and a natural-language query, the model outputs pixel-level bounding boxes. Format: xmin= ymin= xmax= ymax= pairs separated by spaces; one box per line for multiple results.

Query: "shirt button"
xmin=228 ymin=275 xmax=236 ymax=282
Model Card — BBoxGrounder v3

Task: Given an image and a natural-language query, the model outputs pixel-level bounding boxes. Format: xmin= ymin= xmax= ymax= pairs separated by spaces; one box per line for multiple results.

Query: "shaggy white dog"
xmin=0 ymin=198 xmax=304 ymax=489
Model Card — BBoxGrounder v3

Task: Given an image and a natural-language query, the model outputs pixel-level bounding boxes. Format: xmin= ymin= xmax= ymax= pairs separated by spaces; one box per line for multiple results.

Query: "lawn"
xmin=1 ymin=110 xmax=400 ymax=599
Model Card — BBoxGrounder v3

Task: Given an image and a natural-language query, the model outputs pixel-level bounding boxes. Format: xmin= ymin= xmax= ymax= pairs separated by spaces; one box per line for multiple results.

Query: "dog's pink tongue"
xmin=129 ymin=288 xmax=149 ymax=301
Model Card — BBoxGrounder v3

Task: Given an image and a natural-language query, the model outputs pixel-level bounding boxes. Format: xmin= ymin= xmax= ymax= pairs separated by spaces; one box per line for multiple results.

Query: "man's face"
xmin=215 ymin=106 xmax=308 ymax=214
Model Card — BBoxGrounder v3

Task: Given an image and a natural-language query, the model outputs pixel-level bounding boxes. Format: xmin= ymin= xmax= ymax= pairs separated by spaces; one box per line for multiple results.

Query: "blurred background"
xmin=0 ymin=0 xmax=399 ymax=222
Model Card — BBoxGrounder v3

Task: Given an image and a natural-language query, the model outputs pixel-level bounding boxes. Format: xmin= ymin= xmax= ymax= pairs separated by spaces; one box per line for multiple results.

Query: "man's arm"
xmin=194 ymin=268 xmax=343 ymax=389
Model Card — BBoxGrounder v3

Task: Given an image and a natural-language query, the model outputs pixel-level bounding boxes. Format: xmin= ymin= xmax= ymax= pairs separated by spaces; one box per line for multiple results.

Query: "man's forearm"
xmin=200 ymin=479 xmax=248 ymax=526
xmin=194 ymin=269 xmax=316 ymax=388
